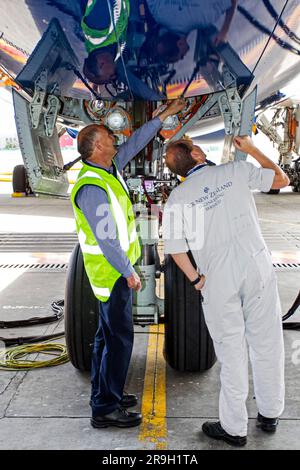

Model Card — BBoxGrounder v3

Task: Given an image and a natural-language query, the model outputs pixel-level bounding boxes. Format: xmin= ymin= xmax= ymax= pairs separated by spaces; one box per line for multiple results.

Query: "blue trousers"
xmin=90 ymin=276 xmax=134 ymax=417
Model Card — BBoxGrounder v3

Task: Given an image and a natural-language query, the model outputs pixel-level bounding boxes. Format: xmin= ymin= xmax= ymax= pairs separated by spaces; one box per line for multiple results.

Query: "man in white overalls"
xmin=162 ymin=136 xmax=289 ymax=446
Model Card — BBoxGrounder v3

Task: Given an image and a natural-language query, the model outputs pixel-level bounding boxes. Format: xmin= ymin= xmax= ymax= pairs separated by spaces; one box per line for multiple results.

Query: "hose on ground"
xmin=0 ymin=341 xmax=69 ymax=370
xmin=0 ymin=331 xmax=65 ymax=347
xmin=0 ymin=285 xmax=299 ymax=370
xmin=0 ymin=300 xmax=64 ymax=329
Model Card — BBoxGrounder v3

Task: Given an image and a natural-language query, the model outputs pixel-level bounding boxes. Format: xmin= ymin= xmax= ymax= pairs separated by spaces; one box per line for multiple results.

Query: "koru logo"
xmin=204 ymin=187 xmax=210 ymax=193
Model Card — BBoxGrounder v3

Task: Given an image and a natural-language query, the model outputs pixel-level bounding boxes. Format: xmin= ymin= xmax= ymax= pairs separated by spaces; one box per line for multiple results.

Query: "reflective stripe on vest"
xmin=116 ymin=168 xmax=129 ymax=194
xmin=130 ymin=228 xmax=137 ymax=243
xmin=78 ymin=229 xmax=103 ymax=255
xmin=91 ymin=286 xmax=110 ymax=297
xmin=77 ymin=171 xmax=103 ymax=182
xmin=105 ymin=183 xmax=130 ymax=251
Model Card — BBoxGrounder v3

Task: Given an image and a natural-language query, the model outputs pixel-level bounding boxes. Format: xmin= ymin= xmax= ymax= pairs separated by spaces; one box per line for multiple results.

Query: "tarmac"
xmin=0 ymin=189 xmax=299 ymax=450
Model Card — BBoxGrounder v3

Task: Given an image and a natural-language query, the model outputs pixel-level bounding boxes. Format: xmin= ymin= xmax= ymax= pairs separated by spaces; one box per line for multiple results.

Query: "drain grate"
xmin=0 ymin=233 xmax=77 ymax=252
xmin=262 ymin=231 xmax=300 ymax=250
xmin=0 ymin=262 xmax=299 ymax=273
xmin=273 ymin=263 xmax=300 ymax=271
xmin=0 ymin=263 xmax=68 ymax=272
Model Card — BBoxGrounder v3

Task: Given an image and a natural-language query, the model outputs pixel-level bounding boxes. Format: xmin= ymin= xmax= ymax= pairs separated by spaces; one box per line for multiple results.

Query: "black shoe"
xmin=91 ymin=407 xmax=142 ymax=429
xmin=89 ymin=393 xmax=138 ymax=409
xmin=120 ymin=393 xmax=138 ymax=408
xmin=256 ymin=413 xmax=279 ymax=433
xmin=202 ymin=421 xmax=247 ymax=447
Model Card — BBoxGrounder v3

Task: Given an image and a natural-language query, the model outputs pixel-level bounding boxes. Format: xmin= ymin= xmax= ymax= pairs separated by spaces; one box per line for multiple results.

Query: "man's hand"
xmin=213 ymin=30 xmax=228 ymax=46
xmin=126 ymin=272 xmax=142 ymax=292
xmin=234 ymin=135 xmax=290 ymax=189
xmin=233 ymin=135 xmax=256 ymax=154
xmin=157 ymin=98 xmax=186 ymax=122
xmin=194 ymin=275 xmax=206 ymax=291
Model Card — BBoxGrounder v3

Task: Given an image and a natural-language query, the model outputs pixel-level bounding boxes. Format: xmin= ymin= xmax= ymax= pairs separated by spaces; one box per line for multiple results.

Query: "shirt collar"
xmin=85 ymin=160 xmax=114 ymax=174
xmin=186 ymin=163 xmax=207 ymax=178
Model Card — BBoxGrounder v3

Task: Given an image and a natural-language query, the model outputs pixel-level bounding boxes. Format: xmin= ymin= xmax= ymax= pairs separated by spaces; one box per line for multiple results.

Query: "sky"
xmin=0 ymin=87 xmax=17 ymax=138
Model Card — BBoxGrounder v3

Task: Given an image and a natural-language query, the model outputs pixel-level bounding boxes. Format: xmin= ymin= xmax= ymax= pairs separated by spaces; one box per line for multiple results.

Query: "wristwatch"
xmin=190 ymin=274 xmax=203 ymax=286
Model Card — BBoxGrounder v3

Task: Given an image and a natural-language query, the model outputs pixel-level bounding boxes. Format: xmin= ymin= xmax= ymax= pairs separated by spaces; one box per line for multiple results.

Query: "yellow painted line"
xmin=11 ymin=192 xmax=26 ymax=197
xmin=0 ymin=177 xmax=12 ymax=182
xmin=139 ymin=324 xmax=167 ymax=450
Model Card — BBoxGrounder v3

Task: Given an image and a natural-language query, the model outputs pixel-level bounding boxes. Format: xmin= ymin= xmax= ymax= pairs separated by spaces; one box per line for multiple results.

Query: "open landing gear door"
xmin=15 ymin=18 xmax=79 ymax=98
xmin=13 ymin=89 xmax=69 ymax=197
xmin=12 ymin=18 xmax=81 ymax=197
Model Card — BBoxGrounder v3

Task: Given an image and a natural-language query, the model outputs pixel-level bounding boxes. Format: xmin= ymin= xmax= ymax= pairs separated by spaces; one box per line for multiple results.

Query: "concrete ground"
xmin=0 ymin=190 xmax=299 ymax=450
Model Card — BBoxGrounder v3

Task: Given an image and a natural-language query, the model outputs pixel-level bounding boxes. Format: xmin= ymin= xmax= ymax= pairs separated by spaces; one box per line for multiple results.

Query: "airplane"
xmin=0 ymin=0 xmax=299 ymax=372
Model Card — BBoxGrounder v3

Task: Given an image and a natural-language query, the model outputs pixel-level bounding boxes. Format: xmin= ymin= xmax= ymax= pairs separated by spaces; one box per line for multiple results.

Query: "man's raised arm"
xmin=115 ymin=98 xmax=186 ymax=170
xmin=233 ymin=136 xmax=290 ymax=189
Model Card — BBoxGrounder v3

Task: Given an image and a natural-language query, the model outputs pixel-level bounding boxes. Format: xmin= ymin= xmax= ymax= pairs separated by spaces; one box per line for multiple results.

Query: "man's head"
xmin=142 ymin=29 xmax=189 ymax=64
xmin=77 ymin=124 xmax=116 ymax=167
xmin=83 ymin=48 xmax=117 ymax=85
xmin=165 ymin=140 xmax=206 ymax=177
xmin=156 ymin=33 xmax=189 ymax=63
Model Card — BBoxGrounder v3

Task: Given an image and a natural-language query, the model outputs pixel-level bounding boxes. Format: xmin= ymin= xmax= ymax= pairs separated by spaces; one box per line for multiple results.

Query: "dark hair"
xmin=140 ymin=27 xmax=181 ymax=64
xmin=77 ymin=124 xmax=104 ymax=161
xmin=83 ymin=46 xmax=116 ymax=85
xmin=157 ymin=32 xmax=182 ymax=63
xmin=166 ymin=141 xmax=196 ymax=177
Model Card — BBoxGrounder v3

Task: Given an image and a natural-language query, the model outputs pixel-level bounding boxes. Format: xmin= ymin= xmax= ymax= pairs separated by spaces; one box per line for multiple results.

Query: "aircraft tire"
xmin=164 ymin=254 xmax=216 ymax=372
xmin=65 ymin=243 xmax=98 ymax=371
xmin=12 ymin=165 xmax=27 ymax=193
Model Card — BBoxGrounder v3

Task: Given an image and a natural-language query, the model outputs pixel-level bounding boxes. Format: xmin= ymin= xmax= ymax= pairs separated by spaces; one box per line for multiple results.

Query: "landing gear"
xmin=291 ymin=158 xmax=300 ymax=192
xmin=164 ymin=254 xmax=216 ymax=372
xmin=65 ymin=245 xmax=216 ymax=373
xmin=257 ymin=106 xmax=300 ymax=192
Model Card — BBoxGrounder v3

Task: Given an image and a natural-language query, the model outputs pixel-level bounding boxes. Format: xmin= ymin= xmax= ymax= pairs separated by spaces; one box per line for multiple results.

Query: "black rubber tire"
xmin=164 ymin=254 xmax=216 ymax=372
xmin=12 ymin=164 xmax=34 ymax=194
xmin=64 ymin=243 xmax=99 ymax=371
xmin=12 ymin=165 xmax=26 ymax=193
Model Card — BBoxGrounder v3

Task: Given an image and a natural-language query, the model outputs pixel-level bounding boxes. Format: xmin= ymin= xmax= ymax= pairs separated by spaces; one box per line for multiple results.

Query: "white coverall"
xmin=163 ymin=161 xmax=285 ymax=436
